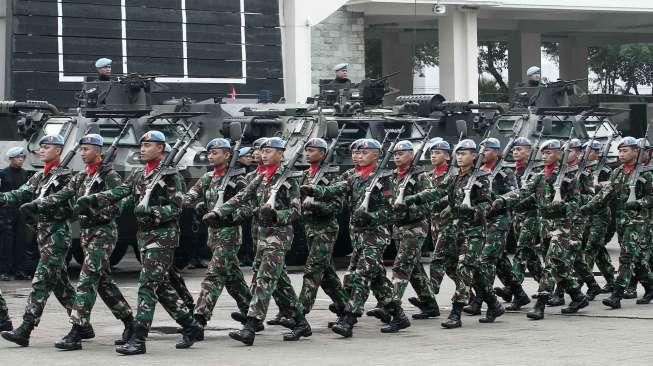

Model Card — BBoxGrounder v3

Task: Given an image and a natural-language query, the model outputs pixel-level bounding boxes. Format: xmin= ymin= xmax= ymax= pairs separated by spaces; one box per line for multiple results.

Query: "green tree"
xmin=478 ymin=41 xmax=509 ymax=94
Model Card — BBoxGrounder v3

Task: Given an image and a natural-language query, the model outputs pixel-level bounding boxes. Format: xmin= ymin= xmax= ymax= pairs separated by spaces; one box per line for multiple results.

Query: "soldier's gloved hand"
xmin=260 ymin=205 xmax=278 ymax=226
xmin=491 ymin=198 xmax=506 ymax=211
xmin=195 ymin=202 xmax=207 ymax=216
xmin=404 ymin=194 xmax=421 ymax=206
xmin=20 ymin=199 xmax=41 ymax=218
xmin=300 ymin=185 xmax=317 ymax=198
xmin=351 ymin=209 xmax=373 ymax=227
xmin=134 ymin=204 xmax=154 ymax=218
xmin=202 ymin=210 xmax=225 ymax=226
xmin=77 ymin=195 xmax=98 ymax=211
xmin=624 ymin=200 xmax=642 ymax=211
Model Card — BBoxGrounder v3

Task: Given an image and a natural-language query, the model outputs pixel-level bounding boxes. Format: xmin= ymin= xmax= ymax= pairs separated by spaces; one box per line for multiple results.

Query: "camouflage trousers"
xmin=0 ymin=288 xmax=8 ymax=320
xmin=477 ymin=213 xmax=512 ymax=295
xmin=455 ymin=221 xmax=486 ymax=305
xmin=23 ymin=222 xmax=75 ymax=325
xmin=537 ymin=225 xmax=581 ymax=296
xmin=194 ymin=226 xmax=251 ymax=321
xmin=426 ymin=220 xmax=463 ymax=301
xmin=136 ymin=246 xmax=193 ymax=330
xmin=299 ymin=223 xmax=348 ymax=314
xmin=169 ymin=266 xmax=195 ymax=311
xmin=614 ymin=223 xmax=653 ymax=289
xmin=510 ymin=215 xmax=543 ymax=285
xmin=583 ymin=213 xmax=615 ymax=284
xmin=390 ymin=221 xmax=431 ymax=305
xmin=70 ymin=226 xmax=133 ymax=326
xmin=247 ymin=225 xmax=303 ymax=321
xmin=343 ymin=225 xmax=394 ymax=315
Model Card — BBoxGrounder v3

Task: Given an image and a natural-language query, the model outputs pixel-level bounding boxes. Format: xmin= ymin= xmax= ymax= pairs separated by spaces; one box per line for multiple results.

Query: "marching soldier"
xmin=0 ymin=135 xmax=79 ymax=347
xmin=22 ymin=134 xmax=135 ymax=350
xmin=78 ymin=130 xmax=203 ymax=354
xmin=183 ymin=138 xmax=252 ymax=332
xmin=218 ymin=137 xmax=311 ymax=345
xmin=580 ymin=136 xmax=653 ymax=308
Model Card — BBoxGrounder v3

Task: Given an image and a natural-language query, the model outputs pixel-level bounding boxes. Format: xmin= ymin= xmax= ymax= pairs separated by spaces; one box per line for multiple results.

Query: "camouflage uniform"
xmin=39 ymin=164 xmax=133 ymax=326
xmin=0 ymin=167 xmax=76 ymax=326
xmin=184 ymin=170 xmax=251 ymax=322
xmin=92 ymin=167 xmax=193 ymax=330
xmin=221 ymin=166 xmax=304 ymax=322
xmin=298 ymin=168 xmax=349 ymax=315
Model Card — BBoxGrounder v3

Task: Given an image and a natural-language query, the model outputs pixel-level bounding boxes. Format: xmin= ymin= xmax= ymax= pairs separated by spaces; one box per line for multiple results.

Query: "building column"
xmin=508 ymin=31 xmax=541 ymax=88
xmin=438 ymin=7 xmax=478 ymax=102
xmin=382 ymin=31 xmax=413 ymax=103
xmin=559 ymin=37 xmax=588 ymax=89
xmin=280 ymin=0 xmax=312 ymax=103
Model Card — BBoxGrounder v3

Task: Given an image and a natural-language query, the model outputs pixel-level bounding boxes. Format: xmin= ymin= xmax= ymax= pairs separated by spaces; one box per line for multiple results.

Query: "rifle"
xmin=309 ymin=124 xmax=347 ymax=186
xmin=84 ymin=120 xmax=131 ymax=195
xmin=489 ymin=118 xmax=526 ymax=191
xmin=137 ymin=123 xmax=198 ymax=208
xmin=213 ymin=124 xmax=248 ymax=210
xmin=592 ymin=134 xmax=617 ymax=187
xmin=520 ymin=118 xmax=551 ymax=186
xmin=552 ymin=123 xmax=579 ymax=203
xmin=626 ymin=126 xmax=651 ymax=203
xmin=574 ymin=119 xmax=607 ymax=182
xmin=38 ymin=127 xmax=92 ymax=199
xmin=394 ymin=125 xmax=433 ymax=206
xmin=461 ymin=144 xmax=487 ymax=209
xmin=359 ymin=125 xmax=406 ymax=212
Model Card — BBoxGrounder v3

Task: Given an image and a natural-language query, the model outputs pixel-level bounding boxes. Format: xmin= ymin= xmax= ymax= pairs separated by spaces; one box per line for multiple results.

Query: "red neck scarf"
xmin=544 ymin=163 xmax=556 ymax=178
xmin=43 ymin=159 xmax=60 ymax=176
xmin=213 ymin=165 xmax=227 ymax=177
xmin=623 ymin=162 xmax=636 ymax=174
xmin=145 ymin=159 xmax=161 ymax=175
xmin=483 ymin=160 xmax=497 ymax=172
xmin=433 ymin=163 xmax=448 ymax=177
xmin=355 ymin=163 xmax=377 ymax=179
xmin=397 ymin=166 xmax=410 ymax=178
xmin=515 ymin=160 xmax=525 ymax=172
xmin=86 ymin=161 xmax=101 ymax=176
xmin=259 ymin=162 xmax=281 ymax=181
xmin=308 ymin=162 xmax=321 ymax=177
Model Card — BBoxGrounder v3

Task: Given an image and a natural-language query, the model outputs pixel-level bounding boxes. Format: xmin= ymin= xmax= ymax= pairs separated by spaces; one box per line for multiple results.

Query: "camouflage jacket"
xmin=425 ymin=164 xmax=454 ymax=225
xmin=300 ymin=167 xmax=342 ymax=232
xmin=222 ymin=165 xmax=300 ymax=228
xmin=315 ymin=166 xmax=392 ymax=230
xmin=484 ymin=162 xmax=518 ymax=198
xmin=584 ymin=164 xmax=653 ymax=227
xmin=184 ymin=169 xmax=246 ymax=227
xmin=39 ymin=164 xmax=121 ymax=229
xmin=0 ymin=167 xmax=73 ymax=227
xmin=391 ymin=168 xmax=431 ymax=228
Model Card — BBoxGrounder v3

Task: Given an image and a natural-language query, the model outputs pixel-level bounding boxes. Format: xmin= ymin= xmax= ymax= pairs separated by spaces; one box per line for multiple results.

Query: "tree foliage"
xmin=478 ymin=41 xmax=509 ymax=94
xmin=588 ymin=44 xmax=653 ymax=95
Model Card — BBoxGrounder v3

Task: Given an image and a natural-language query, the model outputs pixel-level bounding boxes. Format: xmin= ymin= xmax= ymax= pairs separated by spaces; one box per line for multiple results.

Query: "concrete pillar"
xmin=382 ymin=31 xmax=413 ymax=102
xmin=438 ymin=8 xmax=478 ymax=102
xmin=559 ymin=37 xmax=588 ymax=89
xmin=508 ymin=32 xmax=541 ymax=88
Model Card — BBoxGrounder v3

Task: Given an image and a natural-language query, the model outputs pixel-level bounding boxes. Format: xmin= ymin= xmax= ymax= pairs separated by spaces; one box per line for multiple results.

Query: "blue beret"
xmin=618 ymin=136 xmax=638 ymax=149
xmin=206 ymin=138 xmax=231 ymax=151
xmin=527 ymin=66 xmax=541 ymax=77
xmin=481 ymin=137 xmax=501 ymax=149
xmin=350 ymin=139 xmax=364 ymax=151
xmin=6 ymin=146 xmax=25 ymax=158
xmin=513 ymin=137 xmax=532 ymax=147
xmin=238 ymin=147 xmax=252 ymax=157
xmin=357 ymin=139 xmax=381 ymax=150
xmin=139 ymin=130 xmax=166 ymax=143
xmin=583 ymin=140 xmax=602 ymax=150
xmin=565 ymin=138 xmax=582 ymax=150
xmin=39 ymin=134 xmax=65 ymax=146
xmin=334 ymin=63 xmax=348 ymax=71
xmin=637 ymin=138 xmax=652 ymax=150
xmin=252 ymin=138 xmax=267 ymax=149
xmin=428 ymin=137 xmax=450 ymax=152
xmin=393 ymin=140 xmax=414 ymax=152
xmin=260 ymin=137 xmax=286 ymax=150
xmin=455 ymin=139 xmax=477 ymax=151
xmin=95 ymin=58 xmax=112 ymax=68
xmin=79 ymin=133 xmax=103 ymax=147
xmin=304 ymin=138 xmax=328 ymax=150
xmin=164 ymin=143 xmax=172 ymax=153
xmin=540 ymin=139 xmax=561 ymax=151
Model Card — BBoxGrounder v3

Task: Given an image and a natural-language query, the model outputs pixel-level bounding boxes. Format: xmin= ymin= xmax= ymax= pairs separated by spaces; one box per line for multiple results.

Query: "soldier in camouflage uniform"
xmin=408 ymin=138 xmax=451 ymax=319
xmin=464 ymin=138 xmax=518 ymax=315
xmin=494 ymin=137 xmax=541 ymax=310
xmin=494 ymin=139 xmax=590 ymax=320
xmin=296 ymin=138 xmax=349 ymax=323
xmin=580 ymin=136 xmax=653 ymax=308
xmin=0 ymin=289 xmax=11 ymax=331
xmin=217 ymin=137 xmax=310 ymax=345
xmin=183 ymin=138 xmax=252 ymax=331
xmin=405 ymin=139 xmax=504 ymax=328
xmin=79 ymin=130 xmax=203 ymax=355
xmin=0 ymin=134 xmax=80 ymax=347
xmin=303 ymin=138 xmax=397 ymax=337
xmin=21 ymin=134 xmax=135 ymax=351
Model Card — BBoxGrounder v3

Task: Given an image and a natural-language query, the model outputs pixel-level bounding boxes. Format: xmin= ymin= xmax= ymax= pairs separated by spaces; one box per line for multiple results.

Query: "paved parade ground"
xmin=1 ymin=242 xmax=652 ymax=366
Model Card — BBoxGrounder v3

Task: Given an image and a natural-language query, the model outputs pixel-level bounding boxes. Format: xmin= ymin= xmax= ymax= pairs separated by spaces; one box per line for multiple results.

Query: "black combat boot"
xmin=494 ymin=286 xmax=513 ymax=303
xmin=526 ymin=295 xmax=548 ymax=320
xmin=278 ymin=316 xmax=296 ymax=329
xmin=229 ymin=317 xmax=258 ymax=346
xmin=602 ymin=285 xmax=624 ymax=309
xmin=547 ymin=287 xmax=565 ymax=307
xmin=561 ymin=288 xmax=589 ymax=314
xmin=462 ymin=295 xmax=482 ymax=315
xmin=1 ymin=316 xmax=35 ymax=347
xmin=54 ymin=324 xmax=83 ymax=351
xmin=601 ymin=276 xmax=615 ymax=294
xmin=175 ymin=316 xmax=204 ymax=349
xmin=411 ymin=297 xmax=440 ymax=319
xmin=0 ymin=316 xmax=12 ymax=332
xmin=115 ymin=325 xmax=147 ymax=355
xmin=115 ymin=316 xmax=136 ymax=346
xmin=380 ymin=304 xmax=411 ymax=333
xmin=192 ymin=314 xmax=206 ymax=341
xmin=623 ymin=285 xmax=637 ymax=299
xmin=506 ymin=285 xmax=531 ymax=310
xmin=331 ymin=312 xmax=356 ymax=338
xmin=479 ymin=294 xmax=505 ymax=324
xmin=586 ymin=282 xmax=603 ymax=301
xmin=366 ymin=306 xmax=391 ymax=324
xmin=282 ymin=315 xmax=312 ymax=341
xmin=77 ymin=323 xmax=95 ymax=340
xmin=266 ymin=312 xmax=284 ymax=326
xmin=441 ymin=302 xmax=464 ymax=329
xmin=231 ymin=311 xmax=264 ymax=332
xmin=636 ymin=283 xmax=653 ymax=304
